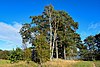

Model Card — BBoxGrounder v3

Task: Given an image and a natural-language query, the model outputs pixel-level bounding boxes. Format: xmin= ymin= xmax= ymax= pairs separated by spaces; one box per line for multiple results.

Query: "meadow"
xmin=0 ymin=59 xmax=100 ymax=67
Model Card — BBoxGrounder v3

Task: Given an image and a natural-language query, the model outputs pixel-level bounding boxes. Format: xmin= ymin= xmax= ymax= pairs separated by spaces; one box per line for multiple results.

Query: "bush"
xmin=0 ymin=50 xmax=10 ymax=60
xmin=9 ymin=48 xmax=23 ymax=63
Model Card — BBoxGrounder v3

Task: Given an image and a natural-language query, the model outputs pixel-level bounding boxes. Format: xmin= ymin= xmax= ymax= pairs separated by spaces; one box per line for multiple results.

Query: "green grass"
xmin=93 ymin=61 xmax=100 ymax=67
xmin=0 ymin=60 xmax=10 ymax=64
xmin=0 ymin=60 xmax=38 ymax=67
xmin=74 ymin=61 xmax=93 ymax=67
xmin=9 ymin=61 xmax=38 ymax=67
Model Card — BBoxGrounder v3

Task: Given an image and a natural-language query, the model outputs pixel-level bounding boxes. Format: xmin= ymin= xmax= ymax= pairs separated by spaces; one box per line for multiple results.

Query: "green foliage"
xmin=95 ymin=33 xmax=100 ymax=60
xmin=0 ymin=50 xmax=10 ymax=60
xmin=9 ymin=49 xmax=17 ymax=63
xmin=79 ymin=33 xmax=100 ymax=60
xmin=16 ymin=48 xmax=24 ymax=60
xmin=23 ymin=48 xmax=32 ymax=61
xmin=9 ymin=48 xmax=23 ymax=63
xmin=34 ymin=35 xmax=50 ymax=63
xmin=0 ymin=49 xmax=2 ymax=51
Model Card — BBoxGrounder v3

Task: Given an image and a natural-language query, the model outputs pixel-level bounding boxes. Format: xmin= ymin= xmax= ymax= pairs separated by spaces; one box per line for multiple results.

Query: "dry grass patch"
xmin=0 ymin=59 xmax=96 ymax=67
xmin=42 ymin=59 xmax=79 ymax=67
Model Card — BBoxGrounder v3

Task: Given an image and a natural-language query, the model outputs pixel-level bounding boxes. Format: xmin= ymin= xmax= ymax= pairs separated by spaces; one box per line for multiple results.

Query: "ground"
xmin=0 ymin=59 xmax=100 ymax=67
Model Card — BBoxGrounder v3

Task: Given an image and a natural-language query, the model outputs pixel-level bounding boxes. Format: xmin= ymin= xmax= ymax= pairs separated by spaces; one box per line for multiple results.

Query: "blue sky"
xmin=0 ymin=0 xmax=100 ymax=50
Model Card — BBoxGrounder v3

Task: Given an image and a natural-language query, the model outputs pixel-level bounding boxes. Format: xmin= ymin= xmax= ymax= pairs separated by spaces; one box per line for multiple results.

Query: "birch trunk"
xmin=56 ymin=40 xmax=58 ymax=59
xmin=64 ymin=45 xmax=66 ymax=60
xmin=49 ymin=11 xmax=52 ymax=60
xmin=64 ymin=26 xmax=66 ymax=60
xmin=51 ymin=30 xmax=56 ymax=59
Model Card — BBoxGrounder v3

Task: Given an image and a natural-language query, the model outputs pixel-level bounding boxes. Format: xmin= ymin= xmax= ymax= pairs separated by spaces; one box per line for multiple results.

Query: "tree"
xmin=43 ymin=6 xmax=79 ymax=60
xmin=84 ymin=35 xmax=96 ymax=60
xmin=34 ymin=34 xmax=50 ymax=64
xmin=95 ymin=33 xmax=100 ymax=60
xmin=79 ymin=33 xmax=100 ymax=61
xmin=0 ymin=49 xmax=2 ymax=51
xmin=54 ymin=11 xmax=79 ymax=60
xmin=78 ymin=43 xmax=88 ymax=60
xmin=20 ymin=5 xmax=80 ymax=62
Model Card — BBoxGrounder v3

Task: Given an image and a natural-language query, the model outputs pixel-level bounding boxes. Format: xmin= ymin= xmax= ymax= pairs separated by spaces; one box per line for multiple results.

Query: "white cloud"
xmin=88 ymin=22 xmax=100 ymax=30
xmin=0 ymin=22 xmax=22 ymax=50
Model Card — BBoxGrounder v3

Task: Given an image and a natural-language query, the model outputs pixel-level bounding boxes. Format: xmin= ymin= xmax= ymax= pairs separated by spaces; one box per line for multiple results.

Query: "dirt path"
xmin=92 ymin=62 xmax=96 ymax=67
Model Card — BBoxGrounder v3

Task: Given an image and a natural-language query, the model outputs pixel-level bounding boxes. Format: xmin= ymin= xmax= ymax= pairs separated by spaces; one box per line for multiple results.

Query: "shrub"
xmin=9 ymin=48 xmax=23 ymax=63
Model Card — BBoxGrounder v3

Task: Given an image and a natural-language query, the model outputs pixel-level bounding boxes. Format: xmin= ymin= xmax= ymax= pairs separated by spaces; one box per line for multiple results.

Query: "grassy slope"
xmin=0 ymin=59 xmax=100 ymax=67
xmin=42 ymin=59 xmax=77 ymax=67
xmin=93 ymin=61 xmax=100 ymax=67
xmin=0 ymin=60 xmax=37 ymax=67
xmin=42 ymin=59 xmax=94 ymax=67
xmin=0 ymin=60 xmax=10 ymax=64
xmin=74 ymin=61 xmax=93 ymax=67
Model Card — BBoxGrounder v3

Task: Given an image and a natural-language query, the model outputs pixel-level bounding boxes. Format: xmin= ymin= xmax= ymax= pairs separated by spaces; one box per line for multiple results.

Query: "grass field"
xmin=0 ymin=60 xmax=10 ymax=64
xmin=0 ymin=59 xmax=37 ymax=67
xmin=74 ymin=61 xmax=93 ymax=67
xmin=0 ymin=59 xmax=100 ymax=67
xmin=93 ymin=61 xmax=100 ymax=67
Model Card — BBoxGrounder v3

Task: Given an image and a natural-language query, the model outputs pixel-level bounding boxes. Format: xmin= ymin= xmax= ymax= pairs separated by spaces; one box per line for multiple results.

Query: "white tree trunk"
xmin=51 ymin=20 xmax=57 ymax=59
xmin=64 ymin=45 xmax=66 ymax=60
xmin=56 ymin=40 xmax=58 ymax=59
xmin=49 ymin=11 xmax=52 ymax=60
xmin=51 ymin=30 xmax=56 ymax=59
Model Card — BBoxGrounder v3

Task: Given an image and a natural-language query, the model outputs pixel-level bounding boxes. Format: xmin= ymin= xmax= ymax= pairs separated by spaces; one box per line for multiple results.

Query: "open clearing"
xmin=0 ymin=59 xmax=100 ymax=67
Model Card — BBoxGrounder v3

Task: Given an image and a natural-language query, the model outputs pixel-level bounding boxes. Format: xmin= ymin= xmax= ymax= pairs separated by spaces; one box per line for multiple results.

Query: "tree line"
xmin=0 ymin=47 xmax=32 ymax=63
